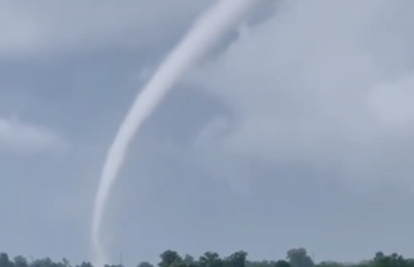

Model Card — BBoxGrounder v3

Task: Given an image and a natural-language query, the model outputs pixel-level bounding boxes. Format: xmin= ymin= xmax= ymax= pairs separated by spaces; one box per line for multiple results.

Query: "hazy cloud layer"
xmin=0 ymin=117 xmax=66 ymax=152
xmin=0 ymin=0 xmax=213 ymax=57
xmin=192 ymin=0 xmax=414 ymax=191
xmin=2 ymin=0 xmax=414 ymax=265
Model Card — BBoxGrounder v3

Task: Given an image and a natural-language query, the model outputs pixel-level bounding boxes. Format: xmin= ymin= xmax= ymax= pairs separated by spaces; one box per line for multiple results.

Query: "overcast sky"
xmin=1 ymin=0 xmax=414 ymax=266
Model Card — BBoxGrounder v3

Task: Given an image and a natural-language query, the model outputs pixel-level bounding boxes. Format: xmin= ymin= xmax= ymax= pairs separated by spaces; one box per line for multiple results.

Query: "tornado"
xmin=91 ymin=0 xmax=261 ymax=266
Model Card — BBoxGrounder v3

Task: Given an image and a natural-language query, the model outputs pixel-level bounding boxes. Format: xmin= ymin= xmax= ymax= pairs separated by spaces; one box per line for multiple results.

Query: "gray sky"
xmin=1 ymin=0 xmax=414 ymax=265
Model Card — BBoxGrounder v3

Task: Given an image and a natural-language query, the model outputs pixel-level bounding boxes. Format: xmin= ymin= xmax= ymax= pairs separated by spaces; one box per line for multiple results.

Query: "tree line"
xmin=1 ymin=248 xmax=413 ymax=267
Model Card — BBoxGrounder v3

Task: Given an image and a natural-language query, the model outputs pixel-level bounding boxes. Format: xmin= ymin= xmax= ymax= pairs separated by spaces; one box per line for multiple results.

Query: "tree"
xmin=275 ymin=261 xmax=290 ymax=267
xmin=183 ymin=255 xmax=195 ymax=265
xmin=246 ymin=260 xmax=275 ymax=267
xmin=1 ymin=248 xmax=414 ymax=267
xmin=226 ymin=251 xmax=247 ymax=267
xmin=159 ymin=251 xmax=182 ymax=267
xmin=200 ymin=252 xmax=222 ymax=267
xmin=13 ymin=257 xmax=28 ymax=267
xmin=0 ymin=253 xmax=13 ymax=267
xmin=286 ymin=248 xmax=314 ymax=267
xmin=76 ymin=262 xmax=93 ymax=267
xmin=138 ymin=262 xmax=154 ymax=267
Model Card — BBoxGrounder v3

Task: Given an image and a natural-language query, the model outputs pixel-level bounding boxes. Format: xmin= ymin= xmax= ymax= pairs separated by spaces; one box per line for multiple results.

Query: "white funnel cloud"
xmin=91 ymin=0 xmax=262 ymax=265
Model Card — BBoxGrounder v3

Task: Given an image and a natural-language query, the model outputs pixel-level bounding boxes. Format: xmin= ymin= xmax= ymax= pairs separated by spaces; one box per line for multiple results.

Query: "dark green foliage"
xmin=275 ymin=261 xmax=290 ymax=267
xmin=0 ymin=250 xmax=413 ymax=267
xmin=138 ymin=262 xmax=154 ymax=267
xmin=287 ymin=248 xmax=313 ymax=267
